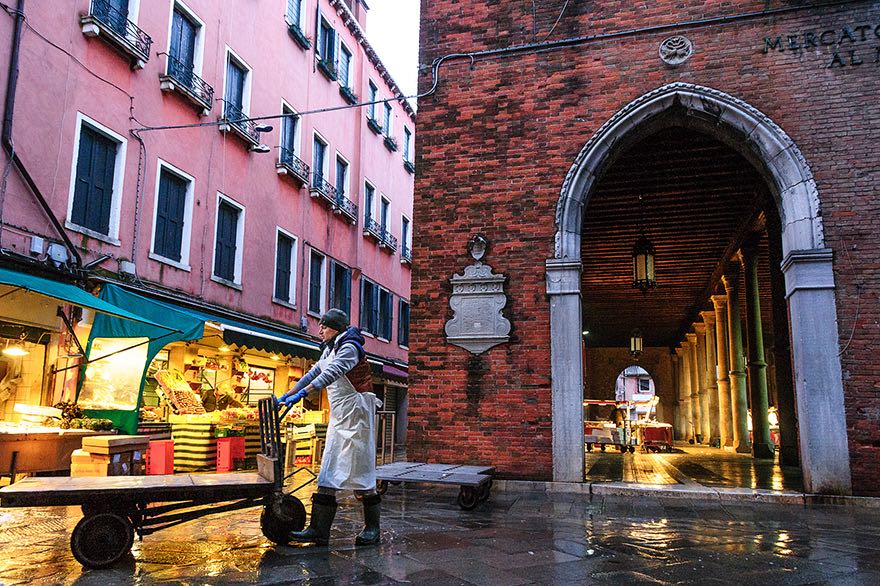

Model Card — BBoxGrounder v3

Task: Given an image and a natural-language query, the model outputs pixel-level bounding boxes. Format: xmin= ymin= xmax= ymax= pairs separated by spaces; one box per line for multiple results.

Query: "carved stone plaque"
xmin=445 ymin=259 xmax=511 ymax=355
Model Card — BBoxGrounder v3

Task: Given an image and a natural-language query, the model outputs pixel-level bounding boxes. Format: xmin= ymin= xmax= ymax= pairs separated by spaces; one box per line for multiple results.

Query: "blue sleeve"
xmin=309 ymin=344 xmax=360 ymax=390
xmin=284 ymin=362 xmax=322 ymax=397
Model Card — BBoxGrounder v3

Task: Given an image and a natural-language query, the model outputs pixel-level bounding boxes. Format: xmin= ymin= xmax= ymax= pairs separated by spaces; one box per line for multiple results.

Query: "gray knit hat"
xmin=320 ymin=308 xmax=349 ymax=331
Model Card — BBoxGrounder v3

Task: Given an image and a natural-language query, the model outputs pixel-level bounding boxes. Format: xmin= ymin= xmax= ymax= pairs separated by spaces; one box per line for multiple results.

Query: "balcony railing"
xmin=383 ymin=136 xmax=398 ymax=152
xmin=333 ymin=192 xmax=358 ymax=223
xmin=219 ymin=100 xmax=261 ymax=147
xmin=80 ymin=0 xmax=152 ymax=69
xmin=317 ymin=57 xmax=338 ymax=81
xmin=381 ymin=230 xmax=398 ymax=252
xmin=310 ymin=172 xmax=337 ymax=204
xmin=401 ymin=244 xmax=412 ymax=264
xmin=159 ymin=53 xmax=214 ymax=114
xmin=276 ymin=147 xmax=310 ymax=185
xmin=404 ymin=159 xmax=416 ymax=174
xmin=364 ymin=216 xmax=383 ymax=240
xmin=367 ymin=117 xmax=383 ymax=135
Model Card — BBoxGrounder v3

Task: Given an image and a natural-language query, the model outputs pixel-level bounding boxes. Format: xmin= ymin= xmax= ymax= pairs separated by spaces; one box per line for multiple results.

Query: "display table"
xmin=0 ymin=425 xmax=106 ymax=480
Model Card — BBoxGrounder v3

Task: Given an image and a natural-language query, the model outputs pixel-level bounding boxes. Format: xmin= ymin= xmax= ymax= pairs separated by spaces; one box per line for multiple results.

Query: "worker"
xmin=278 ymin=308 xmax=381 ymax=546
xmin=608 ymin=403 xmax=627 ymax=427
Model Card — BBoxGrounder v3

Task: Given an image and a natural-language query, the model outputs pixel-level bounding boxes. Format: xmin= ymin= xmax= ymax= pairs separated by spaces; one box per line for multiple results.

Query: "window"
xmin=286 ymin=0 xmax=303 ymax=31
xmin=151 ymin=161 xmax=194 ymax=268
xmin=316 ymin=15 xmax=336 ymax=76
xmin=67 ymin=114 xmax=126 ymax=242
xmin=213 ymin=197 xmax=244 ymax=284
xmin=380 ymin=197 xmax=390 ymax=233
xmin=367 ymin=81 xmax=378 ymax=120
xmin=94 ymin=0 xmax=133 ymax=36
xmin=383 ymin=102 xmax=393 ymax=137
xmin=224 ymin=51 xmax=249 ymax=120
xmin=398 ymin=300 xmax=410 ymax=347
xmin=168 ymin=5 xmax=199 ymax=80
xmin=308 ymin=250 xmax=326 ymax=315
xmin=329 ymin=260 xmax=351 ymax=316
xmin=335 ymin=155 xmax=349 ymax=199
xmin=364 ymin=181 xmax=375 ymax=222
xmin=359 ymin=278 xmax=379 ymax=335
xmin=401 ymin=216 xmax=410 ymax=252
xmin=274 ymin=229 xmax=297 ymax=305
xmin=403 ymin=127 xmax=413 ymax=163
xmin=281 ymin=103 xmax=301 ymax=158
xmin=312 ymin=134 xmax=328 ymax=186
xmin=339 ymin=44 xmax=352 ymax=89
xmin=378 ymin=288 xmax=393 ymax=340
xmin=638 ymin=378 xmax=651 ymax=393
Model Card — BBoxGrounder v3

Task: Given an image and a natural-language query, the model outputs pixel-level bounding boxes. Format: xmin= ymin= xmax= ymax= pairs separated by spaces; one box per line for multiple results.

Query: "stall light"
xmin=582 ymin=330 xmax=590 ymax=337
xmin=2 ymin=343 xmax=28 ymax=357
xmin=270 ymin=354 xmax=280 ymax=361
xmin=219 ymin=346 xmax=231 ymax=353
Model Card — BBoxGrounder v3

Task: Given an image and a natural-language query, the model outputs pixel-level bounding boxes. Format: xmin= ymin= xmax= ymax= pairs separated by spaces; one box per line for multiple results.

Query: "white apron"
xmin=316 ymin=346 xmax=381 ymax=490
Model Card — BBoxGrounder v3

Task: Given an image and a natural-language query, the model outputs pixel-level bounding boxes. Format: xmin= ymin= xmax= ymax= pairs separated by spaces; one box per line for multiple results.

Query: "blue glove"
xmin=282 ymin=388 xmax=309 ymax=406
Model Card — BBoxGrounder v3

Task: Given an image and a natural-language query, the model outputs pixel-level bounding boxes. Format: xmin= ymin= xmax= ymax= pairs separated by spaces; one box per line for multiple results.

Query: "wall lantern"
xmin=632 ymin=235 xmax=656 ymax=292
xmin=630 ymin=329 xmax=643 ymax=359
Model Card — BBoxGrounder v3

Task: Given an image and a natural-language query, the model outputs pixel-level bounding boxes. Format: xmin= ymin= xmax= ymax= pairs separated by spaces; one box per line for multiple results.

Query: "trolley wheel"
xmin=354 ymin=492 xmax=364 ymax=501
xmin=260 ymin=493 xmax=306 ymax=545
xmin=586 ymin=442 xmax=593 ymax=452
xmin=629 ymin=446 xmax=635 ymax=453
xmin=70 ymin=512 xmax=134 ymax=569
xmin=477 ymin=479 xmax=493 ymax=502
xmin=457 ymin=486 xmax=479 ymax=511
xmin=376 ymin=480 xmax=388 ymax=495
xmin=599 ymin=444 xmax=606 ymax=452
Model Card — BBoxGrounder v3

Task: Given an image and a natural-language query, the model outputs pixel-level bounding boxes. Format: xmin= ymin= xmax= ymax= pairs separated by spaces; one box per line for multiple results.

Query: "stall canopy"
xmin=0 ymin=267 xmax=178 ymax=331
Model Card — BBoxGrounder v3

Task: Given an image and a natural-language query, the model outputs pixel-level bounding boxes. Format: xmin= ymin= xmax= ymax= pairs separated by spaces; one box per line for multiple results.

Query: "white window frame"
xmin=223 ymin=46 xmax=253 ymax=115
xmin=65 ymin=112 xmax=127 ymax=246
xmin=280 ymin=99 xmax=302 ymax=159
xmin=338 ymin=41 xmax=353 ymax=88
xmin=379 ymin=194 xmax=391 ymax=231
xmin=363 ymin=179 xmax=377 ymax=220
xmin=377 ymin=285 xmax=392 ymax=343
xmin=273 ymin=227 xmax=298 ymax=307
xmin=125 ymin=0 xmax=142 ymax=24
xmin=165 ymin=1 xmax=205 ymax=76
xmin=335 ymin=152 xmax=350 ymax=199
xmin=211 ymin=192 xmax=246 ymax=288
xmin=401 ymin=213 xmax=412 ymax=250
xmin=312 ymin=131 xmax=330 ymax=180
xmin=316 ymin=11 xmax=336 ymax=64
xmin=403 ymin=126 xmax=413 ymax=162
xmin=285 ymin=0 xmax=306 ymax=31
xmin=383 ymin=102 xmax=394 ymax=137
xmin=367 ymin=80 xmax=378 ymax=120
xmin=148 ymin=159 xmax=195 ymax=271
xmin=307 ymin=248 xmax=327 ymax=317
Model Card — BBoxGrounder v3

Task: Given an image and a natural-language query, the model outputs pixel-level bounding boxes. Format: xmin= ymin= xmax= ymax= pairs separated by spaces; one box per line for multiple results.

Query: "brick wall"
xmin=410 ymin=0 xmax=880 ymax=493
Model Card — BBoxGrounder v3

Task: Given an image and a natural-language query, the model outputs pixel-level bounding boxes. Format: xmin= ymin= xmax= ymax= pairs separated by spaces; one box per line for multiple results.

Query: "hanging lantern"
xmin=630 ymin=329 xmax=643 ymax=358
xmin=632 ymin=235 xmax=656 ymax=292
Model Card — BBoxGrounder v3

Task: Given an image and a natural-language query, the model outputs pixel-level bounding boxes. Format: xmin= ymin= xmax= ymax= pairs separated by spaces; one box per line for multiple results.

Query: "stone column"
xmin=722 ymin=273 xmax=751 ymax=454
xmin=694 ymin=324 xmax=711 ymax=444
xmin=671 ymin=354 xmax=683 ymax=440
xmin=685 ymin=333 xmax=702 ymax=443
xmin=546 ymin=259 xmax=584 ymax=482
xmin=676 ymin=345 xmax=693 ymax=442
xmin=711 ymin=295 xmax=733 ymax=448
xmin=741 ymin=247 xmax=775 ymax=459
xmin=701 ymin=311 xmax=721 ymax=447
xmin=782 ymin=250 xmax=851 ymax=494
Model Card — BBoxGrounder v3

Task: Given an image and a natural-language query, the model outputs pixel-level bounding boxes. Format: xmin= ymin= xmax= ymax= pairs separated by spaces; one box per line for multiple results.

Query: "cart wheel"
xmin=354 ymin=492 xmax=364 ymax=501
xmin=628 ymin=446 xmax=635 ymax=454
xmin=390 ymin=481 xmax=402 ymax=486
xmin=477 ymin=481 xmax=492 ymax=502
xmin=586 ymin=443 xmax=593 ymax=452
xmin=599 ymin=444 xmax=606 ymax=452
xmin=457 ymin=486 xmax=479 ymax=510
xmin=376 ymin=480 xmax=388 ymax=495
xmin=261 ymin=493 xmax=306 ymax=545
xmin=70 ymin=513 xmax=134 ymax=569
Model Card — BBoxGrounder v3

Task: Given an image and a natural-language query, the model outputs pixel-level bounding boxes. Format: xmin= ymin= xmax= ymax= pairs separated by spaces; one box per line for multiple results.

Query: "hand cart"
xmin=0 ymin=399 xmax=308 ymax=569
xmin=583 ymin=400 xmax=637 ymax=453
xmin=375 ymin=462 xmax=495 ymax=510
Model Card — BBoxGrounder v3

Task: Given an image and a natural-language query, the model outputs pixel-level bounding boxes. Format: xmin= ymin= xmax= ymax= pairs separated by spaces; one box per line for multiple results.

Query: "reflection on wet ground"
xmin=1 ymin=473 xmax=879 ymax=585
xmin=586 ymin=444 xmax=803 ymax=491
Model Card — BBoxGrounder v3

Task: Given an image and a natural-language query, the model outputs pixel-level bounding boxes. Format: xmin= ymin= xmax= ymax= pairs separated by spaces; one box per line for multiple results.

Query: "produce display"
xmin=155 ymin=370 xmax=206 ymax=414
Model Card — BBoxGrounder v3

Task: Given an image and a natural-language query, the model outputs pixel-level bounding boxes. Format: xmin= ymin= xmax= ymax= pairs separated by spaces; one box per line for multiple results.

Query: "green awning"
xmin=0 ymin=267 xmax=178 ymax=331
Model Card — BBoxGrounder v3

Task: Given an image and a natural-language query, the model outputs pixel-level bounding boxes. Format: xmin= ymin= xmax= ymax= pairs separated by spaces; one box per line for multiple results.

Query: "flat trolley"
xmin=375 ymin=462 xmax=495 ymax=510
xmin=0 ymin=399 xmax=306 ymax=569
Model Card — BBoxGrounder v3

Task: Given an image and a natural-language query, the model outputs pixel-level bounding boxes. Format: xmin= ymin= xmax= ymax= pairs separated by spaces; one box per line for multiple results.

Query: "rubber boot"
xmin=290 ymin=493 xmax=337 ymax=545
xmin=355 ymin=494 xmax=381 ymax=546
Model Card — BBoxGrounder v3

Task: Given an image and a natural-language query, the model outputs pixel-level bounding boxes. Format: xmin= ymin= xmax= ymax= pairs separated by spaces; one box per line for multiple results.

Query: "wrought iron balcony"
xmin=309 ymin=172 xmax=338 ymax=205
xmin=401 ymin=244 xmax=412 ymax=264
xmin=317 ymin=57 xmax=338 ymax=81
xmin=339 ymin=86 xmax=358 ymax=105
xmin=333 ymin=193 xmax=358 ymax=224
xmin=367 ymin=117 xmax=383 ymax=135
xmin=159 ymin=54 xmax=214 ymax=115
xmin=219 ymin=100 xmax=261 ymax=147
xmin=364 ymin=216 xmax=383 ymax=241
xmin=276 ymin=147 xmax=310 ymax=185
xmin=80 ymin=0 xmax=152 ymax=69
xmin=381 ymin=230 xmax=398 ymax=252
xmin=404 ymin=159 xmax=416 ymax=174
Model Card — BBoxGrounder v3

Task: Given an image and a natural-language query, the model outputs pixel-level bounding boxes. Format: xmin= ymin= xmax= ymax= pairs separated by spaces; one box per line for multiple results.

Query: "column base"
xmin=735 ymin=441 xmax=752 ymax=454
xmin=709 ymin=436 xmax=721 ymax=448
xmin=753 ymin=442 xmax=775 ymax=460
xmin=778 ymin=445 xmax=799 ymax=467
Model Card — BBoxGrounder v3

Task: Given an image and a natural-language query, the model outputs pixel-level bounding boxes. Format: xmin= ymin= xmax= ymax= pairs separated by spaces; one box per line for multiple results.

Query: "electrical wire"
xmin=540 ymin=0 xmax=571 ymax=42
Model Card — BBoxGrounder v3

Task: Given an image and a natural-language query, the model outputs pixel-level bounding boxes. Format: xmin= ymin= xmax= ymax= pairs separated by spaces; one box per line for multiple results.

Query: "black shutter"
xmin=309 ymin=253 xmax=323 ymax=313
xmin=214 ymin=202 xmax=238 ymax=281
xmin=382 ymin=291 xmax=393 ymax=340
xmin=225 ymin=60 xmax=245 ymax=111
xmin=154 ymin=169 xmax=187 ymax=262
xmin=328 ymin=260 xmax=337 ymax=308
xmin=341 ymin=267 xmax=351 ymax=316
xmin=398 ymin=300 xmax=409 ymax=346
xmin=71 ymin=125 xmax=117 ymax=236
xmin=275 ymin=234 xmax=292 ymax=301
xmin=170 ymin=9 xmax=197 ymax=84
xmin=370 ymin=284 xmax=379 ymax=336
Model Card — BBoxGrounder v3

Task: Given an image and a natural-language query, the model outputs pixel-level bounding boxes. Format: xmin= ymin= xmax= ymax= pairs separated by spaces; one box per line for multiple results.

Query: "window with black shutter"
xmin=364 ymin=182 xmax=375 ymax=223
xmin=398 ymin=300 xmax=410 ymax=347
xmin=335 ymin=157 xmax=348 ymax=198
xmin=153 ymin=168 xmax=188 ymax=262
xmin=313 ymin=136 xmax=327 ymax=184
xmin=71 ymin=124 xmax=118 ymax=236
xmin=169 ymin=7 xmax=198 ymax=84
xmin=225 ymin=58 xmax=246 ymax=116
xmin=379 ymin=289 xmax=393 ymax=340
xmin=275 ymin=232 xmax=294 ymax=303
xmin=328 ymin=261 xmax=351 ymax=316
xmin=360 ymin=278 xmax=380 ymax=335
xmin=309 ymin=251 xmax=325 ymax=314
xmin=214 ymin=200 xmax=240 ymax=282
xmin=317 ymin=18 xmax=335 ymax=64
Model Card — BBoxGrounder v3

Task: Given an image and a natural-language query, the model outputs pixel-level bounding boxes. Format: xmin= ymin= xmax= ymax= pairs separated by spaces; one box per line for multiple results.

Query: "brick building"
xmin=410 ymin=0 xmax=879 ymax=495
xmin=0 ymin=1 xmax=413 ymax=442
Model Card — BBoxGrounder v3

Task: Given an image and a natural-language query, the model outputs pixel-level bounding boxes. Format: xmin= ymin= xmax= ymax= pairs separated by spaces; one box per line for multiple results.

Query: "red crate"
xmin=216 ymin=437 xmax=246 ymax=472
xmin=146 ymin=440 xmax=175 ymax=475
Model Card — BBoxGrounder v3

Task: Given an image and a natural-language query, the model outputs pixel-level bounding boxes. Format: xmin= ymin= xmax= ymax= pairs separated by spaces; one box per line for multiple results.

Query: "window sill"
xmin=149 ymin=252 xmax=191 ymax=272
xmin=377 ymin=337 xmax=390 ymax=344
xmin=211 ymin=275 xmax=242 ymax=290
xmin=339 ymin=86 xmax=358 ymax=104
xmin=383 ymin=136 xmax=398 ymax=152
xmin=65 ymin=221 xmax=121 ymax=246
xmin=272 ymin=298 xmax=297 ymax=310
xmin=317 ymin=58 xmax=338 ymax=81
xmin=398 ymin=344 xmax=409 ymax=350
xmin=403 ymin=160 xmax=415 ymax=174
xmin=361 ymin=331 xmax=375 ymax=338
xmin=287 ymin=23 xmax=311 ymax=49
xmin=307 ymin=310 xmax=323 ymax=319
xmin=366 ymin=118 xmax=383 ymax=135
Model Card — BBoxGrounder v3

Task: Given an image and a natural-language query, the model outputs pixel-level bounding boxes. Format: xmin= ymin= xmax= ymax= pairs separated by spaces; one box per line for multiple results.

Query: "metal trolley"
xmin=0 ymin=399 xmax=307 ymax=569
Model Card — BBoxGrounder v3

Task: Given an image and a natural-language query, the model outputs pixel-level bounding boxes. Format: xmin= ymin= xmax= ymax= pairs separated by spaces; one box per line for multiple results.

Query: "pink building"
xmin=0 ymin=0 xmax=414 ymax=435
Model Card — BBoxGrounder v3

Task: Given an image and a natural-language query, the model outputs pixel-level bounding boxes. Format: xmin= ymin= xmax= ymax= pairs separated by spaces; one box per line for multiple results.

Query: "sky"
xmin=364 ymin=0 xmax=421 ymax=100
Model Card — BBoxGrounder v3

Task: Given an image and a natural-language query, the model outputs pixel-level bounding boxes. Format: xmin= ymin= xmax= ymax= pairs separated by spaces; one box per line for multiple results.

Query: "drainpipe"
xmin=2 ymin=0 xmax=82 ymax=268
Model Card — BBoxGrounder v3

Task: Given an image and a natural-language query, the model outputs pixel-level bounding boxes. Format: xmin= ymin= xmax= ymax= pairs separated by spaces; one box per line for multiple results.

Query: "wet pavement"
xmin=1 ymin=469 xmax=879 ymax=585
xmin=586 ymin=444 xmax=803 ymax=491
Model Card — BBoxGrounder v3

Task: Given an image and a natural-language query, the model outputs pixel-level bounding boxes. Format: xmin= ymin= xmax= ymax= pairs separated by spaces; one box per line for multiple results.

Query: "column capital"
xmin=676 ymin=343 xmax=689 ymax=354
xmin=685 ymin=332 xmax=697 ymax=344
xmin=545 ymin=259 xmax=582 ymax=296
xmin=700 ymin=310 xmax=716 ymax=325
xmin=693 ymin=323 xmax=707 ymax=335
xmin=710 ymin=294 xmax=728 ymax=309
xmin=721 ymin=273 xmax=739 ymax=293
xmin=781 ymin=248 xmax=835 ymax=298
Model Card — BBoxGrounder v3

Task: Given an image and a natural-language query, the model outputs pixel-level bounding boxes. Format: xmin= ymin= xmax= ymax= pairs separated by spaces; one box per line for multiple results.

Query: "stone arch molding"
xmin=554 ymin=82 xmax=823 ymax=261
xmin=545 ymin=82 xmax=852 ymax=494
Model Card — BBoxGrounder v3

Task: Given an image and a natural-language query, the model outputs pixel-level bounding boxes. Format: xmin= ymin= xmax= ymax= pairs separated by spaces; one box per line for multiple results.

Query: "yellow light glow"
xmin=2 ymin=345 xmax=28 ymax=357
xmin=219 ymin=346 xmax=231 ymax=353
xmin=270 ymin=354 xmax=280 ymax=361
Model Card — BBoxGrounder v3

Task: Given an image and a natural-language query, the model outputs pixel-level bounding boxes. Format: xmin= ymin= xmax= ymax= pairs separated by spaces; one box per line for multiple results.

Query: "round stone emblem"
xmin=659 ymin=36 xmax=693 ymax=66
